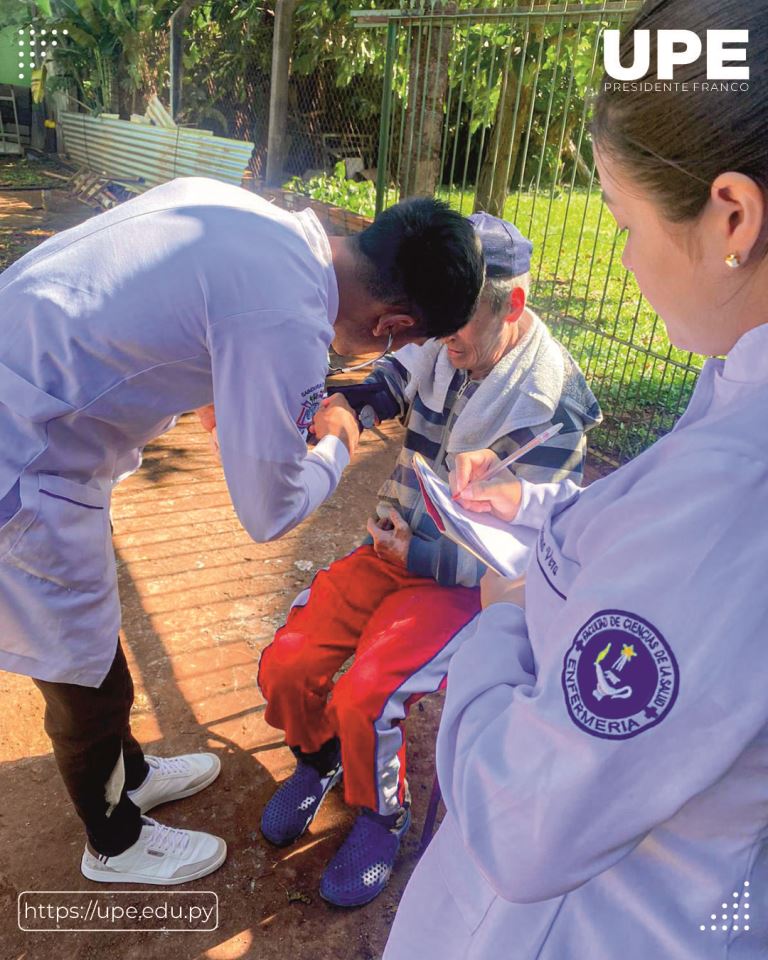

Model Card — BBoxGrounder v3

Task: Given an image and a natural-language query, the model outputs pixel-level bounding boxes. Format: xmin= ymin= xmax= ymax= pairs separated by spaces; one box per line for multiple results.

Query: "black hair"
xmin=354 ymin=197 xmax=485 ymax=337
xmin=593 ymin=0 xmax=768 ymax=252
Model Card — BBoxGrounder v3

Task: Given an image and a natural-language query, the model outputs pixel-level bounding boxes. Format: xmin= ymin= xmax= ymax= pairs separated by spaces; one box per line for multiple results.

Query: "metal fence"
xmin=176 ymin=6 xmax=383 ymax=183
xmin=350 ymin=1 xmax=703 ymax=466
xmin=49 ymin=0 xmax=701 ymax=468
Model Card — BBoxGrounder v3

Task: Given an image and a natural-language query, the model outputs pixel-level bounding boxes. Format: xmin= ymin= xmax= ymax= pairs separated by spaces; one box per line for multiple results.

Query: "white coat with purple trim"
xmin=385 ymin=322 xmax=768 ymax=959
xmin=0 ymin=177 xmax=347 ymax=687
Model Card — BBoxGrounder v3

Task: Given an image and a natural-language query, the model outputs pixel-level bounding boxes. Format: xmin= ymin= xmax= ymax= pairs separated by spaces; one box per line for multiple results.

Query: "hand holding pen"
xmin=449 ymin=423 xmax=564 ymax=520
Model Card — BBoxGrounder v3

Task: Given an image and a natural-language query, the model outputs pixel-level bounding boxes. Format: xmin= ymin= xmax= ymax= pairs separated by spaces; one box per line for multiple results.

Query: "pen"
xmin=452 ymin=422 xmax=564 ymax=499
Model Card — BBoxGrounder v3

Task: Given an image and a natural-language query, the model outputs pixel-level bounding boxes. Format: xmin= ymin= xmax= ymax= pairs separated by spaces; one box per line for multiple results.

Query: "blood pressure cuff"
xmin=326 ymin=382 xmax=401 ymax=423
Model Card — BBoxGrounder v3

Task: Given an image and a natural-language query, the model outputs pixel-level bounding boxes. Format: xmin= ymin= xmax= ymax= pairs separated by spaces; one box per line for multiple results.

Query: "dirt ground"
xmin=0 ymin=180 xmax=607 ymax=960
xmin=1 ymin=408 xmax=427 ymax=960
xmin=0 ymin=157 xmax=88 ymax=271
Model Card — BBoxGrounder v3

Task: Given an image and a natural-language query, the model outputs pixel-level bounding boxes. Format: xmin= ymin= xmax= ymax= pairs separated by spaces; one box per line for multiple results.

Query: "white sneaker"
xmin=127 ymin=754 xmax=221 ymax=814
xmin=81 ymin=817 xmax=227 ymax=885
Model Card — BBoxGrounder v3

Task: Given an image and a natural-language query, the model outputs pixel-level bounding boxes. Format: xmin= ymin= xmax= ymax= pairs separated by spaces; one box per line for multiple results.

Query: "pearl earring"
xmin=725 ymin=253 xmax=742 ymax=269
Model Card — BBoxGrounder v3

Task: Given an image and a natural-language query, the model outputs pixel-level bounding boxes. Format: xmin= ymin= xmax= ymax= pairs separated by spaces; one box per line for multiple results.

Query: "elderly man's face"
xmin=441 ymin=285 xmax=524 ymax=378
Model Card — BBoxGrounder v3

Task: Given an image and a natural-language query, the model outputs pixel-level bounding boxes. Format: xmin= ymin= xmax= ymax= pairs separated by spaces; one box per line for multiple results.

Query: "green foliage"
xmin=0 ymin=0 xmax=36 ymax=27
xmin=437 ymin=14 xmax=607 ymax=189
xmin=291 ymin=0 xmax=400 ymax=91
xmin=37 ymin=0 xmax=172 ymax=113
xmin=179 ymin=1 xmax=388 ymax=152
xmin=178 ymin=0 xmax=273 ymax=136
xmin=284 ymin=162 xmax=377 ymax=217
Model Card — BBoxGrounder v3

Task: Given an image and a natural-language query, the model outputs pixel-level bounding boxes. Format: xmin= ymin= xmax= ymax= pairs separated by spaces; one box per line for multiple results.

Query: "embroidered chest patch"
xmin=296 ymin=383 xmax=324 ymax=434
xmin=561 ymin=610 xmax=679 ymax=740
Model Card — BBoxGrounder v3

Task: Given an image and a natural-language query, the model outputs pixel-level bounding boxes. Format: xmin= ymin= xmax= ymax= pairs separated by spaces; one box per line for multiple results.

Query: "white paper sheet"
xmin=412 ymin=453 xmax=533 ymax=579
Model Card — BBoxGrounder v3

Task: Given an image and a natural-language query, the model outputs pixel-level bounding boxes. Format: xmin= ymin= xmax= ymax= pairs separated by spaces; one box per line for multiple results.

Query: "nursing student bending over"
xmin=384 ymin=1 xmax=768 ymax=958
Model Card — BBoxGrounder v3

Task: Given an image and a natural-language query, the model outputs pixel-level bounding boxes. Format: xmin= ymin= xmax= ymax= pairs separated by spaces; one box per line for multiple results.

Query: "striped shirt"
xmin=363 ymin=318 xmax=601 ymax=587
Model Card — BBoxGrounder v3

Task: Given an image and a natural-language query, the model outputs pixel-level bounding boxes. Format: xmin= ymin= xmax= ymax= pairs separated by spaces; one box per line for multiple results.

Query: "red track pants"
xmin=258 ymin=545 xmax=480 ymax=814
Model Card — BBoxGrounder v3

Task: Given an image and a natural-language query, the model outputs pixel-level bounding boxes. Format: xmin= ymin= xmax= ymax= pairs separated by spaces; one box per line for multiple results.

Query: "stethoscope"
xmin=327 ymin=333 xmax=394 ymax=375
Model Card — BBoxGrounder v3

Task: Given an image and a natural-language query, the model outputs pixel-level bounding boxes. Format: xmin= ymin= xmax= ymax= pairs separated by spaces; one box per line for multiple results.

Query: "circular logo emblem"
xmin=561 ymin=609 xmax=679 ymax=740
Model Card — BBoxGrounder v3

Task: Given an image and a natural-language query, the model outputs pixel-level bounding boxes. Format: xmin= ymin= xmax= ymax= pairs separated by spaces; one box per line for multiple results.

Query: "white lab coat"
xmin=385 ymin=322 xmax=768 ymax=959
xmin=0 ymin=177 xmax=347 ymax=687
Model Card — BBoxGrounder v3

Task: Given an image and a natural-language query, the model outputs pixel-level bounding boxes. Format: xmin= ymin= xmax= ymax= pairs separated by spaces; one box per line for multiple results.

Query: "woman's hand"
xmin=480 ymin=569 xmax=526 ymax=609
xmin=449 ymin=449 xmax=523 ymax=522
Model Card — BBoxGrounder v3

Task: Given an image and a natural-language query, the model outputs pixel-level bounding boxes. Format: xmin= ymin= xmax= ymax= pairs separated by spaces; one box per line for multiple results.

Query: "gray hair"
xmin=481 ymin=272 xmax=531 ymax=316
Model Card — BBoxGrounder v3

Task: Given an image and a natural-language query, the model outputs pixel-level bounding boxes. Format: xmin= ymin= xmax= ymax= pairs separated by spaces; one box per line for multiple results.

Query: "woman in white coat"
xmin=384 ymin=1 xmax=768 ymax=957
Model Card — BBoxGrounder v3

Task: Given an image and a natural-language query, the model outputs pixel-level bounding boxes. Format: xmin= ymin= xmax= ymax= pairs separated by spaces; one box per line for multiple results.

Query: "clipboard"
xmin=412 ymin=452 xmax=532 ymax=579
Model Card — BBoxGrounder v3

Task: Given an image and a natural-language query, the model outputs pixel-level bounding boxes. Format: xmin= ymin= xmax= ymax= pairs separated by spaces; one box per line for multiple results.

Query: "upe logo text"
xmin=604 ymin=30 xmax=749 ymax=82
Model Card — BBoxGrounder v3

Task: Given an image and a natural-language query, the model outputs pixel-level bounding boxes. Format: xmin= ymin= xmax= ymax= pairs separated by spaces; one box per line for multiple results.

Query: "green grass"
xmin=288 ymin=175 xmax=702 ymax=463
xmin=497 ymin=188 xmax=700 ymax=463
xmin=0 ymin=156 xmax=72 ymax=189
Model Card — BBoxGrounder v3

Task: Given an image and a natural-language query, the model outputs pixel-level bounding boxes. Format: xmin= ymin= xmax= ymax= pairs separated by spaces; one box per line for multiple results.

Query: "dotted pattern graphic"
xmin=16 ymin=27 xmax=67 ymax=82
xmin=699 ymin=881 xmax=751 ymax=934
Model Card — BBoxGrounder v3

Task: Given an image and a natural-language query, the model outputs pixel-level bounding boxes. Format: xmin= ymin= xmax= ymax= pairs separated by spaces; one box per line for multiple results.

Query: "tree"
xmin=398 ymin=2 xmax=455 ymax=198
xmin=473 ymin=12 xmax=604 ymax=214
xmin=0 ymin=0 xmax=35 ymax=26
xmin=36 ymin=0 xmax=172 ymax=115
xmin=473 ymin=42 xmax=534 ymax=215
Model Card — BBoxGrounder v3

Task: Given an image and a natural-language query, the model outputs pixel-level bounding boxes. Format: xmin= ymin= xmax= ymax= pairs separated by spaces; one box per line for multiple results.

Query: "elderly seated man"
xmin=257 ymin=213 xmax=602 ymax=907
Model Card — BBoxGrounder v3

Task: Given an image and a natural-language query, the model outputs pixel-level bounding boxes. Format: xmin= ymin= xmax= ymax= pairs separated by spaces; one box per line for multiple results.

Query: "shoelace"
xmin=145 ymin=819 xmax=191 ymax=855
xmin=150 ymin=756 xmax=192 ymax=776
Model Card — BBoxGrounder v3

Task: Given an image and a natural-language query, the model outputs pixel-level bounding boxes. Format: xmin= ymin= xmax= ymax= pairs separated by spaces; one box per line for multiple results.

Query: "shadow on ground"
xmin=0 ymin=416 xmax=445 ymax=960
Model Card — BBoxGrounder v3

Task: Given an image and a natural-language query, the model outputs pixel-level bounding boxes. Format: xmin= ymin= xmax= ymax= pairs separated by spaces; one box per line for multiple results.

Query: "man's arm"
xmin=362 ymin=354 xmax=414 ymax=421
xmin=208 ymin=309 xmax=356 ymax=542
